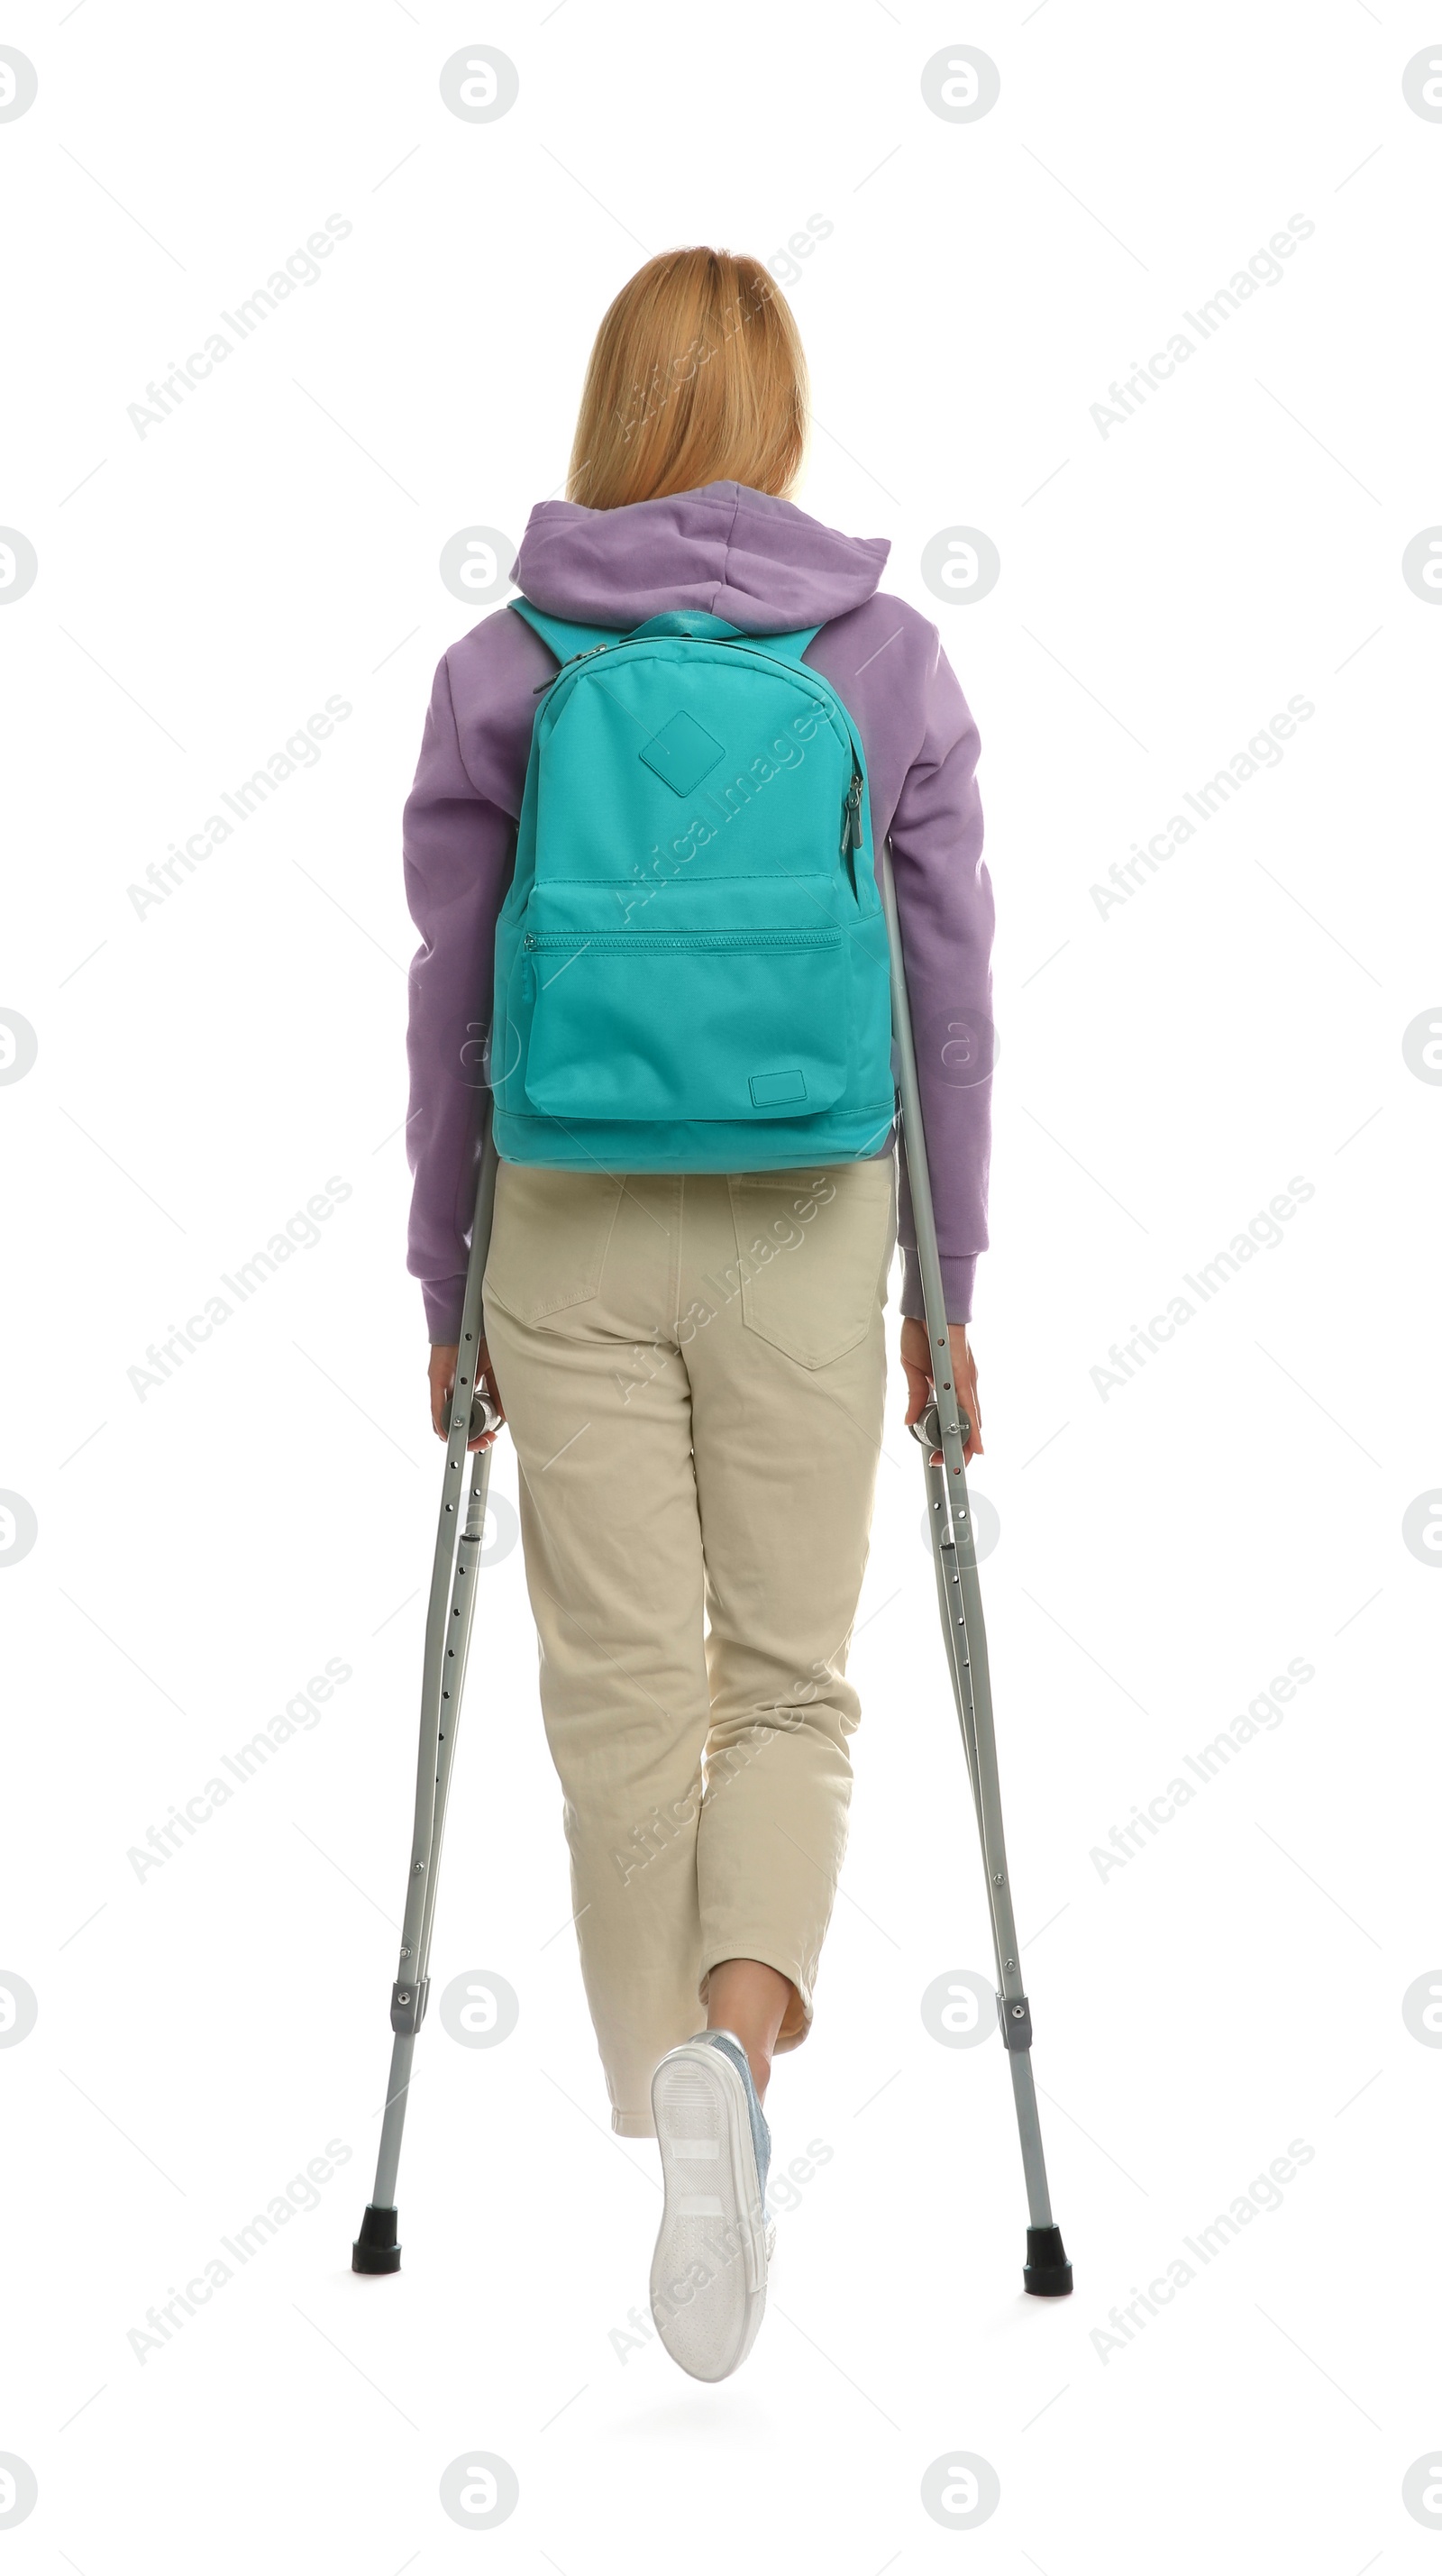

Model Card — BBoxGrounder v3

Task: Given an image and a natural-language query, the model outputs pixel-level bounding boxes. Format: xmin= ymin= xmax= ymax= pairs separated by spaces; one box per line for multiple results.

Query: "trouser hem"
xmin=698 ymin=1950 xmax=813 ymax=2051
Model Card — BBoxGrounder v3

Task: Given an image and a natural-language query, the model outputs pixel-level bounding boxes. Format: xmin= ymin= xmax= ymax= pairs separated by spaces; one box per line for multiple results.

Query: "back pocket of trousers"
xmin=728 ymin=1159 xmax=896 ymax=1369
xmin=483 ymin=1165 xmax=625 ymax=1323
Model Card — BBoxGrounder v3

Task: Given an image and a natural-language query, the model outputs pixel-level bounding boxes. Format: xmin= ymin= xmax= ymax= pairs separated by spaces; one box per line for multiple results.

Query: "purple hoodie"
xmin=403 ymin=480 xmax=994 ymax=1344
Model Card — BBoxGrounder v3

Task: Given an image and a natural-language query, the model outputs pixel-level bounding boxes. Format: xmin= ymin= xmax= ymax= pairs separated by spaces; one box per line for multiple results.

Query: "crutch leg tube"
xmin=352 ymin=1117 xmax=501 ymax=2275
xmin=881 ymin=844 xmax=1073 ymax=2299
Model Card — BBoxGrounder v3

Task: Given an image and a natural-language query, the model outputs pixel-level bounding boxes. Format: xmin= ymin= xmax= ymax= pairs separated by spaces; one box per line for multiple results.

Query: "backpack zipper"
xmin=842 ymin=773 xmax=863 ymax=856
xmin=522 ymin=927 xmax=839 ymax=952
xmin=533 ymin=642 xmax=613 ymax=695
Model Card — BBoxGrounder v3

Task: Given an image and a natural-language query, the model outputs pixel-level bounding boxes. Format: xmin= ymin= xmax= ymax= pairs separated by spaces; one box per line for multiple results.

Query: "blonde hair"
xmin=567 ymin=248 xmax=808 ymax=512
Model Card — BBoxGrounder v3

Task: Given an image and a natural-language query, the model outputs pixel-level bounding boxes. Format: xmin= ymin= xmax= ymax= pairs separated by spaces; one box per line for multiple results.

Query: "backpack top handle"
xmin=510 ymin=594 xmax=822 ymax=667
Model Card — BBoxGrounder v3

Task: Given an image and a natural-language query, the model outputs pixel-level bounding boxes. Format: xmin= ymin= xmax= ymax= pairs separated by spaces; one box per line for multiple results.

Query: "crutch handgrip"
xmin=908 ymin=1399 xmax=972 ymax=1449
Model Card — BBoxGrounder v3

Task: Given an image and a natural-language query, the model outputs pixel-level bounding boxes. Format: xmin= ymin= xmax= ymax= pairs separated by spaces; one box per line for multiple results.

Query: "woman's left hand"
xmin=899 ymin=1317 xmax=982 ymax=1465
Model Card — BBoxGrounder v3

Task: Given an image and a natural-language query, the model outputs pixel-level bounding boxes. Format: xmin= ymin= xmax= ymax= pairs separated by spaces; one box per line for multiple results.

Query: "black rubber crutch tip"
xmin=1023 ymin=2225 xmax=1073 ymax=2297
xmin=351 ymin=2205 xmax=402 ymax=2275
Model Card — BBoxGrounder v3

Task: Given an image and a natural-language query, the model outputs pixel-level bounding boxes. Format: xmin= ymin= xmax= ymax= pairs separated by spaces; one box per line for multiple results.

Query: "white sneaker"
xmin=649 ymin=2030 xmax=773 ymax=2381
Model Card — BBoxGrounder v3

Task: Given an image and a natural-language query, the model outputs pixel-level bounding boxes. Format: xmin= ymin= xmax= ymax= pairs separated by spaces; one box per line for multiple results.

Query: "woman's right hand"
xmin=428 ymin=1341 xmax=506 ymax=1451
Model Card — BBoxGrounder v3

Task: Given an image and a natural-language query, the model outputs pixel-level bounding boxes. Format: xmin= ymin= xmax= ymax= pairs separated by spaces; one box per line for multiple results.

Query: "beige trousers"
xmin=481 ymin=1155 xmax=896 ymax=2135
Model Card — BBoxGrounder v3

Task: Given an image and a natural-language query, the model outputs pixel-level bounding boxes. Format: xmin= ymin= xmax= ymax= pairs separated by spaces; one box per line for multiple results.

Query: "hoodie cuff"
xmin=424 ymin=1275 xmax=470 ymax=1345
xmin=899 ymin=1249 xmax=976 ymax=1327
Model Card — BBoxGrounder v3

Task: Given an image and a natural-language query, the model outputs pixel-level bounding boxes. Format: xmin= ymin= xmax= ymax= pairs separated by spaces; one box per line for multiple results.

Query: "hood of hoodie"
xmin=509 ymin=480 xmax=890 ymax=635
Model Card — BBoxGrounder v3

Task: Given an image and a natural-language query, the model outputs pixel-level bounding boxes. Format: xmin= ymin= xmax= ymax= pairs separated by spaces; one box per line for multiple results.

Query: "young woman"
xmin=402 ymin=247 xmax=992 ymax=2380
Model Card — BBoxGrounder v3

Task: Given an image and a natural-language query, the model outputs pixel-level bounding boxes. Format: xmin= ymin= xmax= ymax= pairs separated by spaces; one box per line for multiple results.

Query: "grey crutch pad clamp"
xmin=352 ymin=2205 xmax=401 ymax=2275
xmin=390 ymin=1977 xmax=430 ymax=2034
xmin=997 ymin=1991 xmax=1033 ymax=2050
xmin=1023 ymin=2225 xmax=1073 ymax=2297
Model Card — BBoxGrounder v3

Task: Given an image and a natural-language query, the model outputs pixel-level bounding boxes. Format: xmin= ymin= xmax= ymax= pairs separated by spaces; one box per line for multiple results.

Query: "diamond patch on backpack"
xmin=638 ymin=710 xmax=726 ymax=798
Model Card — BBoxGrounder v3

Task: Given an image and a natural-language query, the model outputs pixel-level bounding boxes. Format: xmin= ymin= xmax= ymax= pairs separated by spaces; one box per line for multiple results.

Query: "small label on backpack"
xmin=749 ymin=1068 xmax=808 ymax=1108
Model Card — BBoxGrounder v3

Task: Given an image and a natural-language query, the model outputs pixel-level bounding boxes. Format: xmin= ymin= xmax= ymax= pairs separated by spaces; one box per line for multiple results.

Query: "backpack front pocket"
xmin=522 ymin=927 xmax=848 ymax=1122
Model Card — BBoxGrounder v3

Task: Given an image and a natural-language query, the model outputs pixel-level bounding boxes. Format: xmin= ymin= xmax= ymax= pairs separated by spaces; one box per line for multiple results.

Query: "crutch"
xmin=352 ymin=1111 xmax=501 ymax=2274
xmin=881 ymin=842 xmax=1073 ymax=2298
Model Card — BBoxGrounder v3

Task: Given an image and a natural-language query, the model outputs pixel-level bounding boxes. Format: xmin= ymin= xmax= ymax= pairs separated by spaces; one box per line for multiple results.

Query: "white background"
xmin=3 ymin=1 xmax=1440 ymax=2566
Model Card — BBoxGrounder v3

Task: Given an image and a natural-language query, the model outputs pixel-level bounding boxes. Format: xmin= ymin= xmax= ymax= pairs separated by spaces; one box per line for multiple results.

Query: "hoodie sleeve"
xmin=886 ymin=625 xmax=994 ymax=1327
xmin=402 ymin=650 xmax=517 ymax=1344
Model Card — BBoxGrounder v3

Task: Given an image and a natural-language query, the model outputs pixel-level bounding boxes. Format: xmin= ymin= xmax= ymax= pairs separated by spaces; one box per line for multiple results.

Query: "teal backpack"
xmin=488 ymin=599 xmax=894 ymax=1170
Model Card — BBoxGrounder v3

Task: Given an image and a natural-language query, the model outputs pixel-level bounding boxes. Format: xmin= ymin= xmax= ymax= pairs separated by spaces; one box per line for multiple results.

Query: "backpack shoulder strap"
xmin=510 ymin=595 xmax=625 ymax=662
